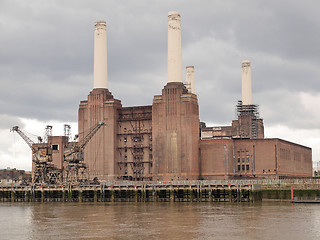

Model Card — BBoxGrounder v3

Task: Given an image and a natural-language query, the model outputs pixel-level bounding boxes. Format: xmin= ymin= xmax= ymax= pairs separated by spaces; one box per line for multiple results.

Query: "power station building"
xmin=49 ymin=12 xmax=313 ymax=181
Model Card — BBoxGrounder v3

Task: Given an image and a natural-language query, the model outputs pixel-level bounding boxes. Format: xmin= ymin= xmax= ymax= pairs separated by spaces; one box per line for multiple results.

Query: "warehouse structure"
xmin=28 ymin=12 xmax=312 ymax=182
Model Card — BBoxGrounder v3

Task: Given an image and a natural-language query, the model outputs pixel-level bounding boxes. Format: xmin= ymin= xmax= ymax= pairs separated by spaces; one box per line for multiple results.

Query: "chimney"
xmin=168 ymin=11 xmax=182 ymax=83
xmin=241 ymin=60 xmax=252 ymax=105
xmin=93 ymin=21 xmax=108 ymax=89
xmin=186 ymin=66 xmax=195 ymax=93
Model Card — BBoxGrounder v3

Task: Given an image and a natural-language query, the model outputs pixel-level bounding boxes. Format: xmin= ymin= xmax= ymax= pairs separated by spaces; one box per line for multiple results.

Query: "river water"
xmin=1 ymin=201 xmax=319 ymax=240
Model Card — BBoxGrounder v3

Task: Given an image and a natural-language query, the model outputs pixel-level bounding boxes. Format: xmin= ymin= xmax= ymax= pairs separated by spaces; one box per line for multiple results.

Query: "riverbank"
xmin=1 ymin=179 xmax=319 ymax=203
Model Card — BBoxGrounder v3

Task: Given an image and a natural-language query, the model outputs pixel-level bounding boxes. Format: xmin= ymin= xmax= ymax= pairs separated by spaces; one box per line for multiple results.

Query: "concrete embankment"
xmin=1 ymin=179 xmax=319 ymax=203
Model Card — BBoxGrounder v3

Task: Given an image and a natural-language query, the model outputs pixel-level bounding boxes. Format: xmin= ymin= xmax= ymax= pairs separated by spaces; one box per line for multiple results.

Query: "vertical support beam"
xmin=62 ymin=190 xmax=66 ymax=202
xmin=170 ymin=189 xmax=175 ymax=203
xmin=134 ymin=190 xmax=138 ymax=202
xmin=79 ymin=190 xmax=83 ymax=203
xmin=24 ymin=189 xmax=28 ymax=202
xmin=101 ymin=185 xmax=105 ymax=202
xmin=11 ymin=190 xmax=15 ymax=203
xmin=41 ymin=189 xmax=44 ymax=203
xmin=111 ymin=189 xmax=115 ymax=202
xmin=68 ymin=185 xmax=72 ymax=202
xmin=209 ymin=187 xmax=213 ymax=202
xmin=228 ymin=190 xmax=233 ymax=202
xmin=190 ymin=189 xmax=194 ymax=202
xmin=94 ymin=189 xmax=98 ymax=202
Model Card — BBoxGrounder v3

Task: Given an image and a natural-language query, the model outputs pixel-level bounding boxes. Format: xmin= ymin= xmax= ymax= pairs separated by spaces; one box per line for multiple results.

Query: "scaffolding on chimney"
xmin=236 ymin=101 xmax=260 ymax=139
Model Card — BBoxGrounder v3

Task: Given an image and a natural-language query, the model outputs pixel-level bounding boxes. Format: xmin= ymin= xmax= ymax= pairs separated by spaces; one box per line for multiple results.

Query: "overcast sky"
xmin=1 ymin=0 xmax=319 ymax=171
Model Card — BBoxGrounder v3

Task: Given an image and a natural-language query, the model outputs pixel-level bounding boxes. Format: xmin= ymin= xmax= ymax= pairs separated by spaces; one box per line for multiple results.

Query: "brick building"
xmin=74 ymin=12 xmax=312 ymax=182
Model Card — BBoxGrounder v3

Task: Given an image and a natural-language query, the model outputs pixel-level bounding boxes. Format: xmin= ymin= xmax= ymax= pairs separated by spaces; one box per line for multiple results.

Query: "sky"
xmin=0 ymin=0 xmax=320 ymax=171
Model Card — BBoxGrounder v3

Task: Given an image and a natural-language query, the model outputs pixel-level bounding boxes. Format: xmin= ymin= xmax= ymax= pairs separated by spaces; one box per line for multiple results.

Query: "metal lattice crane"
xmin=11 ymin=126 xmax=62 ymax=185
xmin=63 ymin=121 xmax=104 ymax=183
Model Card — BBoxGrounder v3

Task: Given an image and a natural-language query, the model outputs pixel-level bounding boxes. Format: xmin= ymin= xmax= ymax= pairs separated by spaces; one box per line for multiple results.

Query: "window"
xmin=51 ymin=144 xmax=59 ymax=151
xmin=124 ymin=147 xmax=127 ymax=152
xmin=237 ymin=157 xmax=240 ymax=163
xmin=124 ymin=155 xmax=127 ymax=160
xmin=246 ymin=165 xmax=249 ymax=171
xmin=242 ymin=165 xmax=245 ymax=171
xmin=124 ymin=137 xmax=127 ymax=142
xmin=237 ymin=165 xmax=240 ymax=171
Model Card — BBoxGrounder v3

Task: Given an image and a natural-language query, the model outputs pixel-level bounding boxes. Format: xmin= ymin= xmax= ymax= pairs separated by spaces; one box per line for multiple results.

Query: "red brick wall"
xmin=79 ymin=88 xmax=121 ymax=181
xmin=152 ymin=82 xmax=199 ymax=180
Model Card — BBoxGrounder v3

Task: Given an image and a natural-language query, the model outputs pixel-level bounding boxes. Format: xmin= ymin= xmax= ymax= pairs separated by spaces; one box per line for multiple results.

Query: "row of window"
xmin=121 ymin=136 xmax=152 ymax=142
xmin=237 ymin=157 xmax=250 ymax=163
xmin=237 ymin=165 xmax=250 ymax=171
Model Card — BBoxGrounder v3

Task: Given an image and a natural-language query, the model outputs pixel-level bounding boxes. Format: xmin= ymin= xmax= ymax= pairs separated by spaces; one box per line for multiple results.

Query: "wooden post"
xmin=101 ymin=185 xmax=105 ymax=202
xmin=209 ymin=188 xmax=213 ymax=202
xmin=79 ymin=190 xmax=83 ymax=203
xmin=41 ymin=189 xmax=45 ymax=203
xmin=229 ymin=190 xmax=233 ymax=202
xmin=111 ymin=189 xmax=115 ymax=202
xmin=11 ymin=190 xmax=15 ymax=202
xmin=170 ymin=189 xmax=175 ymax=203
xmin=94 ymin=189 xmax=98 ymax=202
xmin=134 ymin=190 xmax=138 ymax=202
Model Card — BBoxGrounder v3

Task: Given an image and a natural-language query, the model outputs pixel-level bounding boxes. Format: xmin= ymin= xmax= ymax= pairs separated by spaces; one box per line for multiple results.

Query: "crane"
xmin=63 ymin=121 xmax=104 ymax=183
xmin=11 ymin=126 xmax=62 ymax=185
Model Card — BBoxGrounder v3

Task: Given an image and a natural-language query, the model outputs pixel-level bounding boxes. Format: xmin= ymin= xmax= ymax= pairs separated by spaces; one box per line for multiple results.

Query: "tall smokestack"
xmin=168 ymin=11 xmax=182 ymax=83
xmin=93 ymin=21 xmax=108 ymax=89
xmin=186 ymin=66 xmax=195 ymax=94
xmin=241 ymin=60 xmax=252 ymax=105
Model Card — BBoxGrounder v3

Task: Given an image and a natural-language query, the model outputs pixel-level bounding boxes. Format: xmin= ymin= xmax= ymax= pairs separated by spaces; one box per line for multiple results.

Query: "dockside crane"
xmin=63 ymin=121 xmax=104 ymax=183
xmin=11 ymin=126 xmax=62 ymax=185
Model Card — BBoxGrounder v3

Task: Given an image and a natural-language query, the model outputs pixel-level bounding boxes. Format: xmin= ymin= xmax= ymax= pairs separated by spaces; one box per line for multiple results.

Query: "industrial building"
xmin=22 ymin=12 xmax=312 ymax=183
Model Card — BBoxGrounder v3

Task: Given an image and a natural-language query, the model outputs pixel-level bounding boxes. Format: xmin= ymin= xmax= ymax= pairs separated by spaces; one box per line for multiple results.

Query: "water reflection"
xmin=0 ymin=202 xmax=319 ymax=240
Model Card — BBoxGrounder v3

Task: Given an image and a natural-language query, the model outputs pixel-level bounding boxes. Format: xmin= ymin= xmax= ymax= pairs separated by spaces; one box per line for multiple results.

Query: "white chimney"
xmin=241 ymin=60 xmax=252 ymax=105
xmin=186 ymin=66 xmax=195 ymax=94
xmin=168 ymin=11 xmax=182 ymax=83
xmin=93 ymin=21 xmax=108 ymax=89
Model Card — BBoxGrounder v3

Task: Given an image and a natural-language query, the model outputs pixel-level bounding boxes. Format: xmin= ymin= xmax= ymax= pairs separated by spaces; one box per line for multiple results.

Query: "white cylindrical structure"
xmin=186 ymin=66 xmax=195 ymax=94
xmin=93 ymin=21 xmax=108 ymax=89
xmin=241 ymin=60 xmax=252 ymax=105
xmin=168 ymin=11 xmax=182 ymax=83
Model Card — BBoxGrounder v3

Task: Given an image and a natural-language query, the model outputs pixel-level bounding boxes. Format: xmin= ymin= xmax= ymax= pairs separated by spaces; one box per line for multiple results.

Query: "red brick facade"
xmin=75 ymin=85 xmax=312 ymax=181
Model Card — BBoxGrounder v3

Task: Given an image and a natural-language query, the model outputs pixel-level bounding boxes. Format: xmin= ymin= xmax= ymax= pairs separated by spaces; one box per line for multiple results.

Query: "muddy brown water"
xmin=1 ymin=202 xmax=319 ymax=240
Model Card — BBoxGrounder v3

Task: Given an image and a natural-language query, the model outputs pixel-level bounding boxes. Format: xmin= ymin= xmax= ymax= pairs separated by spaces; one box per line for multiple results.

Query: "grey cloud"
xmin=0 ymin=0 xmax=319 ymax=134
xmin=0 ymin=114 xmax=25 ymax=130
